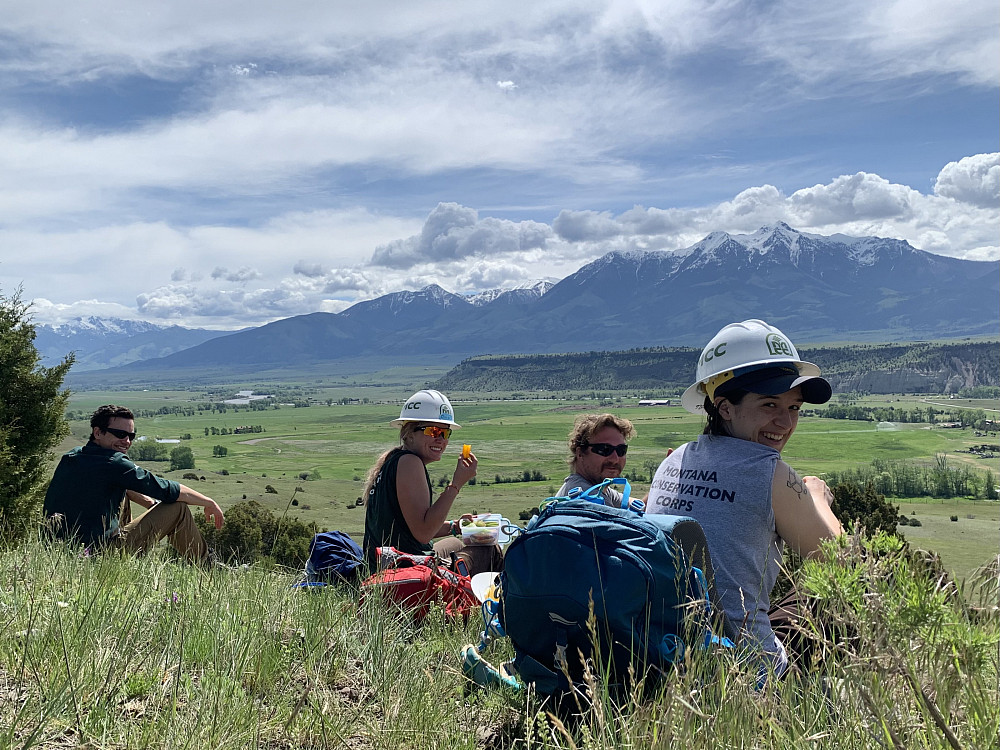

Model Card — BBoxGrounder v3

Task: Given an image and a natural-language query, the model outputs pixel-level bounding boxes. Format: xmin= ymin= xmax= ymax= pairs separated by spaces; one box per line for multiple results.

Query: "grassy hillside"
xmin=2 ymin=532 xmax=996 ymax=748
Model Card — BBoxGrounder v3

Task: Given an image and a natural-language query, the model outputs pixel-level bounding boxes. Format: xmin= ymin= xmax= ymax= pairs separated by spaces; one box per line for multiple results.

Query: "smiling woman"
xmin=647 ymin=319 xmax=843 ymax=682
xmin=361 ymin=389 xmax=499 ymax=574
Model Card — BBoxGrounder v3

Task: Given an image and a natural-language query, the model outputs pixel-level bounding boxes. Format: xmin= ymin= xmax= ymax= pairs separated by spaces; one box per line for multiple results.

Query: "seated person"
xmin=362 ymin=389 xmax=500 ymax=575
xmin=43 ymin=405 xmax=224 ymax=563
xmin=646 ymin=320 xmax=842 ymax=677
xmin=558 ymin=413 xmax=635 ymax=506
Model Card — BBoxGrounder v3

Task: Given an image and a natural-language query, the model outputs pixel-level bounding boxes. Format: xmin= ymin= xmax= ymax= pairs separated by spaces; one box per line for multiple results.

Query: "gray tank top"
xmin=558 ymin=473 xmax=624 ymax=507
xmin=647 ymin=435 xmax=784 ymax=661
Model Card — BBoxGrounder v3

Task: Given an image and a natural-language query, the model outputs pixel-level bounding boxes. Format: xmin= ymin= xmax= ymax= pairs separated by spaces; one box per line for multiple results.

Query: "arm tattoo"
xmin=786 ymin=468 xmax=808 ymax=500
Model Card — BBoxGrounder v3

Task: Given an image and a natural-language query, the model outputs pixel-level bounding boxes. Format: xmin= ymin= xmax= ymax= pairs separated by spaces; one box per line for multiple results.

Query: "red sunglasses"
xmin=419 ymin=425 xmax=452 ymax=439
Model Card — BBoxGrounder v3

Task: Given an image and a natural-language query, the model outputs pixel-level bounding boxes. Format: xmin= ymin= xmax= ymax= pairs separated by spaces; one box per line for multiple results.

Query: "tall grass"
xmin=1 ymin=533 xmax=997 ymax=749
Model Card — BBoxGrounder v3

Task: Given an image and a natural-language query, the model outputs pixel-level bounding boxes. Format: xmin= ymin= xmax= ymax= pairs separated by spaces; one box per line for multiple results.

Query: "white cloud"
xmin=549 ymin=158 xmax=999 ymax=262
xmin=28 ymin=298 xmax=148 ymax=325
xmin=746 ymin=0 xmax=998 ymax=88
xmin=1 ymin=3 xmax=995 ymax=329
xmin=933 ymin=153 xmax=1000 ymax=208
xmin=293 ymin=261 xmax=326 ymax=278
xmin=455 ymin=260 xmax=535 ymax=289
xmin=553 ymin=210 xmax=623 ymax=242
xmin=372 ymin=203 xmax=552 ymax=268
xmin=787 ymin=173 xmax=916 ymax=224
xmin=209 ymin=266 xmax=262 ymax=283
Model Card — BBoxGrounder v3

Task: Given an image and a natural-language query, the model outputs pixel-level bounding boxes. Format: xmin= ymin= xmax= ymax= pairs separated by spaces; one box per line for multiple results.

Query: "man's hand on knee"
xmin=203 ymin=500 xmax=224 ymax=530
xmin=177 ymin=485 xmax=225 ymax=530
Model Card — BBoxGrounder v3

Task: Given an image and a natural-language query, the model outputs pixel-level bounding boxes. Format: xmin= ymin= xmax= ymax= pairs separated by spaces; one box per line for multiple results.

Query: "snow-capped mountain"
xmin=35 ymin=317 xmax=230 ymax=371
xmin=69 ymin=225 xmax=998 ymax=375
xmin=467 ymin=280 xmax=555 ymax=306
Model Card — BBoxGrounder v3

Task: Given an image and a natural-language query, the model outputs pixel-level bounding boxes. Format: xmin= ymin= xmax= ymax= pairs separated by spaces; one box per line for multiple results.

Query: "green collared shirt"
xmin=43 ymin=441 xmax=181 ymax=547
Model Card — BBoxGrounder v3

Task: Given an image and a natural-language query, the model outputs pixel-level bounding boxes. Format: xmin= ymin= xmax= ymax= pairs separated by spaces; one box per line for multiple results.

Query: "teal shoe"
xmin=461 ymin=644 xmax=520 ymax=691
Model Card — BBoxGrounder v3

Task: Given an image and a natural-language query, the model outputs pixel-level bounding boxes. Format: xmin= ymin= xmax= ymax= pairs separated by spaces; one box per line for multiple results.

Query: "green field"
xmin=56 ymin=387 xmax=1000 ymax=579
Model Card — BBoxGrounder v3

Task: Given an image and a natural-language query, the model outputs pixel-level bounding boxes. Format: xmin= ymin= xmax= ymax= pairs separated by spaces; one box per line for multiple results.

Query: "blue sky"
xmin=0 ymin=0 xmax=997 ymax=329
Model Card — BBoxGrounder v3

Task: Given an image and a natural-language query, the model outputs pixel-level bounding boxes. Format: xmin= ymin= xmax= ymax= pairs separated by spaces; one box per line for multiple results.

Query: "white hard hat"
xmin=389 ymin=389 xmax=460 ymax=428
xmin=680 ymin=319 xmax=828 ymax=413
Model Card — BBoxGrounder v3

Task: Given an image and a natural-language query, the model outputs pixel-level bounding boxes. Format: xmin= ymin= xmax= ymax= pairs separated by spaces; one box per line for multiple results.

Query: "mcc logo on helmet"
xmin=389 ymin=389 xmax=461 ymax=428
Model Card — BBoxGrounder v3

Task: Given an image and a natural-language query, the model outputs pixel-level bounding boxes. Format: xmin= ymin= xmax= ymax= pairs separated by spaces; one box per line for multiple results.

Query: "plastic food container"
xmin=461 ymin=513 xmax=501 ymax=545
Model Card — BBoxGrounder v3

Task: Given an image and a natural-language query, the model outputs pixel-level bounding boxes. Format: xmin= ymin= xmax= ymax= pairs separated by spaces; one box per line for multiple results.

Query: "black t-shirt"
xmin=362 ymin=448 xmax=433 ymax=568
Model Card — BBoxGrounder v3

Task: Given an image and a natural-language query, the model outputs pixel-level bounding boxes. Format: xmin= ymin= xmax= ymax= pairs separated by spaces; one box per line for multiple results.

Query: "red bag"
xmin=361 ymin=547 xmax=479 ymax=622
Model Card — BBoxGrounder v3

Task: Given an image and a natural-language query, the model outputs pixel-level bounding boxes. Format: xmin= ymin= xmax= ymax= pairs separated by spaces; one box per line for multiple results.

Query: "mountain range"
xmin=55 ymin=224 xmax=999 ymax=377
xmin=35 ymin=317 xmax=229 ymax=371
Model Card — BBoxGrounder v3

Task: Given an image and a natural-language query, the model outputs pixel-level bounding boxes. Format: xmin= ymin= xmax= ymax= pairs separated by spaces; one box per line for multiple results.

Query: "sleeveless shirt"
xmin=557 ymin=473 xmax=624 ymax=506
xmin=647 ymin=435 xmax=785 ymax=661
xmin=362 ymin=448 xmax=434 ymax=568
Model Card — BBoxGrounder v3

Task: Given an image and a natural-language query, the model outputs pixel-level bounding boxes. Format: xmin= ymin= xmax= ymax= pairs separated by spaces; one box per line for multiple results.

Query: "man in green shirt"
xmin=43 ymin=405 xmax=224 ymax=562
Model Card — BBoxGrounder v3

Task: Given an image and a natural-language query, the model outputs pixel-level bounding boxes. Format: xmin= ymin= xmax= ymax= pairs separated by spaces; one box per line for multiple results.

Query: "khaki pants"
xmin=433 ymin=537 xmax=503 ymax=576
xmin=111 ymin=500 xmax=208 ymax=563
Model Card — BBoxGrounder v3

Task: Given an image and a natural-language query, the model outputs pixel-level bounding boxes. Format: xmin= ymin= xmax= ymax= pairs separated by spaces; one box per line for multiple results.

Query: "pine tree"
xmin=0 ymin=287 xmax=73 ymax=542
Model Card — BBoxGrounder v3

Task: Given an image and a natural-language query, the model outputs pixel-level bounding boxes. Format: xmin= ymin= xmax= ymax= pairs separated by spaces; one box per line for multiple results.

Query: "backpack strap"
xmin=542 ymin=477 xmax=645 ymax=515
xmin=510 ymin=625 xmax=572 ymax=695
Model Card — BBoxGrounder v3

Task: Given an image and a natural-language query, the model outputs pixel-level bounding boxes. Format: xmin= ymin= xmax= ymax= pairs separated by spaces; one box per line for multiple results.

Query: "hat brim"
xmin=682 ymin=359 xmax=826 ymax=413
xmin=471 ymin=571 xmax=501 ymax=603
xmin=730 ymin=372 xmax=832 ymax=403
xmin=388 ymin=417 xmax=461 ymax=428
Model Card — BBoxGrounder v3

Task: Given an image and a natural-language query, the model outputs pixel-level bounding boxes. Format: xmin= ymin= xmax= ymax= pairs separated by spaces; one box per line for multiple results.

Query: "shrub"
xmin=265 ymin=485 xmax=278 ymax=494
xmin=908 ymin=517 xmax=922 ymax=527
xmin=831 ymin=481 xmax=899 ymax=536
xmin=194 ymin=499 xmax=317 ymax=567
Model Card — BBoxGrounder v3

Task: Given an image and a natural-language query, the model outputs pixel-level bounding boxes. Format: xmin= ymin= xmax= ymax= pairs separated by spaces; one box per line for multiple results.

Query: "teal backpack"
xmin=495 ymin=478 xmax=733 ymax=695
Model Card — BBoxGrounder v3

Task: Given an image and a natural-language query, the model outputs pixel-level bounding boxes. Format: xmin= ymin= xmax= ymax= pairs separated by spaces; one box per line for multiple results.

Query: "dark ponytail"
xmin=701 ymin=389 xmax=749 ymax=436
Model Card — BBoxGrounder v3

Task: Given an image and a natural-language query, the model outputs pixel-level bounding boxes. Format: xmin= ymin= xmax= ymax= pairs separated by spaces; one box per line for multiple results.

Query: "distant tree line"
xmin=204 ymin=425 xmax=265 ymax=436
xmin=826 ymin=456 xmax=998 ymax=500
xmin=957 ymin=385 xmax=1000 ymax=399
xmin=817 ymin=404 xmax=994 ymax=429
xmin=494 ymin=470 xmax=549 ymax=484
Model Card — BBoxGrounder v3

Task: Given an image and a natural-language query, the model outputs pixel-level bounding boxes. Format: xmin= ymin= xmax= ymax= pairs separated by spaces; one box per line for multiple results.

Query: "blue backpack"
xmin=497 ymin=479 xmax=731 ymax=694
xmin=293 ymin=531 xmax=364 ymax=588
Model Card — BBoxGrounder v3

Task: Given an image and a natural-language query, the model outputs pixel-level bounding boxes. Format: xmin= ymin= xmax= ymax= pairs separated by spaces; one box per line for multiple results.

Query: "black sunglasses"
xmin=104 ymin=427 xmax=137 ymax=441
xmin=586 ymin=442 xmax=628 ymax=457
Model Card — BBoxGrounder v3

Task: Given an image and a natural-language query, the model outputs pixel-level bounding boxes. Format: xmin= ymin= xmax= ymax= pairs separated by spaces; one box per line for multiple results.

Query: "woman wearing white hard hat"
xmin=362 ymin=390 xmax=498 ymax=574
xmin=648 ymin=320 xmax=843 ymax=679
